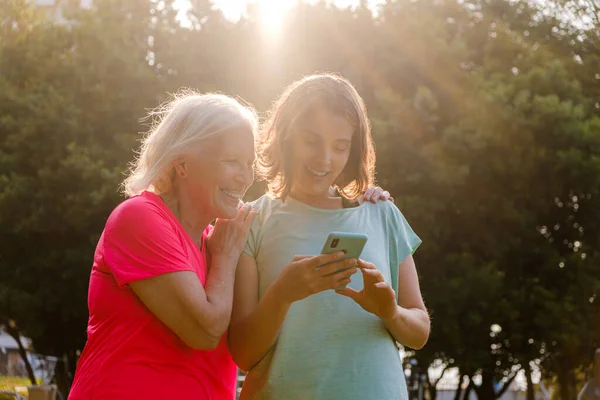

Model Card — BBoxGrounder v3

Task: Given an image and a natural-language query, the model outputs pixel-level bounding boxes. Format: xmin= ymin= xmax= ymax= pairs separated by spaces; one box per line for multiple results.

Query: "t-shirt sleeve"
xmin=103 ymin=198 xmax=194 ymax=287
xmin=392 ymin=205 xmax=422 ymax=264
xmin=387 ymin=203 xmax=422 ymax=294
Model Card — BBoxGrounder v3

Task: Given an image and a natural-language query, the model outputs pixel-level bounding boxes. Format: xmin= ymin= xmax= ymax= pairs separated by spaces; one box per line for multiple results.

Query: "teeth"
xmin=222 ymin=190 xmax=242 ymax=200
xmin=307 ymin=166 xmax=328 ymax=177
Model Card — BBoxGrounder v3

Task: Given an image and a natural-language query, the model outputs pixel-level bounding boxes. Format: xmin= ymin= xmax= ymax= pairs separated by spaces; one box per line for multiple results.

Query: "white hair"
xmin=122 ymin=90 xmax=258 ymax=197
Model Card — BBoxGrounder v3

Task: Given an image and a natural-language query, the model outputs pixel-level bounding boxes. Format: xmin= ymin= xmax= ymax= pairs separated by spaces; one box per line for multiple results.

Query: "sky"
xmin=211 ymin=0 xmax=385 ymax=21
xmin=173 ymin=0 xmax=386 ymax=27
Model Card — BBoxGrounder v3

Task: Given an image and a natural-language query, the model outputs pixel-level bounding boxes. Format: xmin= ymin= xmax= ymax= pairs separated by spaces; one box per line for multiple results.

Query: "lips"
xmin=221 ymin=189 xmax=243 ymax=200
xmin=306 ymin=166 xmax=330 ymax=177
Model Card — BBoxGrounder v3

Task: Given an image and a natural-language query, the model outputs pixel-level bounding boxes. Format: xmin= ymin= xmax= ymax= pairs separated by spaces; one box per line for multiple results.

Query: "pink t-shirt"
xmin=69 ymin=191 xmax=237 ymax=400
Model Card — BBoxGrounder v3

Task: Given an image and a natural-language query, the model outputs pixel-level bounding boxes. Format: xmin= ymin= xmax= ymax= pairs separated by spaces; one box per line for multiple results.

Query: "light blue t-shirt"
xmin=240 ymin=195 xmax=422 ymax=400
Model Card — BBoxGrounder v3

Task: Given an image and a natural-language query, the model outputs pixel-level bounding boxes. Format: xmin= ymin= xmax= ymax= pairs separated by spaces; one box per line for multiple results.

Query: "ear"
xmin=173 ymin=157 xmax=187 ymax=179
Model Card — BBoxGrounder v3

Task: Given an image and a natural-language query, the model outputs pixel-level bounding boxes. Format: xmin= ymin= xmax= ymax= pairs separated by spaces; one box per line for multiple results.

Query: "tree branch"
xmin=495 ymin=368 xmax=522 ymax=398
xmin=3 ymin=321 xmax=37 ymax=386
xmin=433 ymin=363 xmax=452 ymax=387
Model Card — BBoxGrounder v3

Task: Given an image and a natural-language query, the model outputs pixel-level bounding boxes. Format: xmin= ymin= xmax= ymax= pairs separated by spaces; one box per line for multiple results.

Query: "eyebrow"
xmin=300 ymin=127 xmax=320 ymax=137
xmin=301 ymin=129 xmax=352 ymax=143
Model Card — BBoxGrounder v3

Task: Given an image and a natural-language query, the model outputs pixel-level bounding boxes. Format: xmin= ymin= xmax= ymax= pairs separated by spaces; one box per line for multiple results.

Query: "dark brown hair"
xmin=256 ymin=73 xmax=376 ymax=200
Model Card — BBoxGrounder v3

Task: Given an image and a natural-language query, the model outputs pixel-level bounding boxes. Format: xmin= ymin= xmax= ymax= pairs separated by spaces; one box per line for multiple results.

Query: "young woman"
xmin=228 ymin=74 xmax=430 ymax=400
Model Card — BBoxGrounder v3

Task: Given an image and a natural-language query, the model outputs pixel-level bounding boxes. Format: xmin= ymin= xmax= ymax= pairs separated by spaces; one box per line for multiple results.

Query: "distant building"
xmin=0 ymin=329 xmax=30 ymax=377
xmin=0 ymin=328 xmax=58 ymax=383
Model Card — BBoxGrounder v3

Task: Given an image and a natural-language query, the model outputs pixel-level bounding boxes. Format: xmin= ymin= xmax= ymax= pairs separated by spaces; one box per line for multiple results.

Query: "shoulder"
xmin=363 ymin=199 xmax=403 ymax=220
xmin=248 ymin=194 xmax=279 ymax=211
xmin=244 ymin=194 xmax=286 ymax=242
xmin=362 ymin=200 xmax=417 ymax=235
xmin=106 ymin=192 xmax=173 ymax=237
xmin=247 ymin=194 xmax=283 ymax=221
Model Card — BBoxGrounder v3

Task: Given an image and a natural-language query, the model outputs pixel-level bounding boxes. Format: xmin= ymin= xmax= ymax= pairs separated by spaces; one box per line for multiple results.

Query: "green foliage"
xmin=0 ymin=0 xmax=598 ymax=398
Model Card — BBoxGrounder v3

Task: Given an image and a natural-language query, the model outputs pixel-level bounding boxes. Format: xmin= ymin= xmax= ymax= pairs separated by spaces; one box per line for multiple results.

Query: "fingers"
xmin=243 ymin=206 xmax=256 ymax=227
xmin=361 ymin=268 xmax=386 ymax=283
xmin=357 ymin=259 xmax=376 ymax=270
xmin=373 ymin=281 xmax=397 ymax=305
xmin=309 ymin=251 xmax=346 ymax=269
xmin=316 ymin=267 xmax=357 ymax=292
xmin=363 ymin=187 xmax=374 ymax=202
xmin=335 ymin=286 xmax=361 ymax=301
xmin=292 ymin=255 xmax=312 ymax=262
xmin=332 ymin=266 xmax=358 ymax=281
xmin=317 ymin=258 xmax=357 ymax=276
xmin=374 ymin=281 xmax=391 ymax=290
xmin=369 ymin=186 xmax=382 ymax=203
xmin=372 ymin=187 xmax=392 ymax=203
xmin=233 ymin=202 xmax=250 ymax=221
xmin=357 ymin=260 xmax=385 ymax=284
xmin=232 ymin=203 xmax=255 ymax=228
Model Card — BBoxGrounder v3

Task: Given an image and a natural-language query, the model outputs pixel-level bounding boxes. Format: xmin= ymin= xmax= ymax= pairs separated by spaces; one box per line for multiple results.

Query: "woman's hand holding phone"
xmin=272 ymin=252 xmax=358 ymax=305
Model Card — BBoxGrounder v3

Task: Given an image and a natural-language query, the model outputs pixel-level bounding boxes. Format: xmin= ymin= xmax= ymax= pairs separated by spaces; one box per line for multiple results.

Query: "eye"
xmin=301 ymin=132 xmax=319 ymax=145
xmin=335 ymin=144 xmax=350 ymax=152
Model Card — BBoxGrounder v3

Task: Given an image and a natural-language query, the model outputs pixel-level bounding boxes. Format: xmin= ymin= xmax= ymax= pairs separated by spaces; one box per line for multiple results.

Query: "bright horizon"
xmin=211 ymin=0 xmax=385 ymax=22
xmin=172 ymin=0 xmax=594 ymax=33
xmin=173 ymin=0 xmax=386 ymax=32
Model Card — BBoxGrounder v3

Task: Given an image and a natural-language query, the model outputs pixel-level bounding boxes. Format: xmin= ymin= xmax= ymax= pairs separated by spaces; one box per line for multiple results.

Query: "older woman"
xmin=68 ymin=92 xmax=258 ymax=400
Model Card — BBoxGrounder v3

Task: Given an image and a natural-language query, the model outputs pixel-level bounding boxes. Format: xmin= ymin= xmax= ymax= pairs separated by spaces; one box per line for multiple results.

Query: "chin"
xmin=216 ymin=206 xmax=238 ymax=220
xmin=301 ymin=181 xmax=334 ymax=197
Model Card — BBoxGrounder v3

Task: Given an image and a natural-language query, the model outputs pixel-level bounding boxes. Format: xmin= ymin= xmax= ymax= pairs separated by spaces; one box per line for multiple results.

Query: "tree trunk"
xmin=463 ymin=376 xmax=474 ymax=400
xmin=4 ymin=324 xmax=37 ymax=385
xmin=474 ymin=369 xmax=496 ymax=400
xmin=525 ymin=366 xmax=535 ymax=400
xmin=54 ymin=355 xmax=73 ymax=399
xmin=428 ymin=382 xmax=437 ymax=400
xmin=557 ymin=363 xmax=577 ymax=400
xmin=453 ymin=374 xmax=465 ymax=400
xmin=495 ymin=368 xmax=521 ymax=399
xmin=428 ymin=364 xmax=450 ymax=400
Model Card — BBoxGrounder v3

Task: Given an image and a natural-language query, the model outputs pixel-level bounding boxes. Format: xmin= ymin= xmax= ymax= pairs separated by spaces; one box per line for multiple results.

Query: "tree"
xmin=0 ymin=0 xmax=164 ymax=394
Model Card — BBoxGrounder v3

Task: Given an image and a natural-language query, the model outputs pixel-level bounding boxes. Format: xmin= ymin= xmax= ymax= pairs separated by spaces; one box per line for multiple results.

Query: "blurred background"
xmin=0 ymin=0 xmax=599 ymax=399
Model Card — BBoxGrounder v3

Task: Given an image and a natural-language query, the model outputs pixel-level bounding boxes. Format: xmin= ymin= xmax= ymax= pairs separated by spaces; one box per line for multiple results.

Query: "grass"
xmin=0 ymin=376 xmax=34 ymax=397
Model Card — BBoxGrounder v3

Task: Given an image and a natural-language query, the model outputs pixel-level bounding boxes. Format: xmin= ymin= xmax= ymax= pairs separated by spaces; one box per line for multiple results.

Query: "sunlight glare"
xmin=257 ymin=0 xmax=291 ymax=33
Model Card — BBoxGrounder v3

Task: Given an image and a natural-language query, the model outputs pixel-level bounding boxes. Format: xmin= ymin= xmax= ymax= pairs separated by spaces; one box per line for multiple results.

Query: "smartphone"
xmin=318 ymin=232 xmax=368 ymax=289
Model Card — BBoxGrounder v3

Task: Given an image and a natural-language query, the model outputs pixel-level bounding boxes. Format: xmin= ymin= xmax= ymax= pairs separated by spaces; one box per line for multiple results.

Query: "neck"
xmin=289 ymin=186 xmax=343 ymax=210
xmin=161 ymin=191 xmax=213 ymax=243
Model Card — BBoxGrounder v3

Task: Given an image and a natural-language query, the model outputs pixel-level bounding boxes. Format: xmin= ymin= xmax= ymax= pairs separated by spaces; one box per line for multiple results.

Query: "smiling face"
xmin=289 ymin=109 xmax=354 ymax=200
xmin=180 ymin=126 xmax=255 ymax=220
xmin=255 ymin=74 xmax=376 ymax=201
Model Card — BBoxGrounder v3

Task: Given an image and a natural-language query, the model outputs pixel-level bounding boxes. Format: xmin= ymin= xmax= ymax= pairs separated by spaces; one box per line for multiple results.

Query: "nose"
xmin=234 ymin=163 xmax=254 ymax=188
xmin=317 ymin=144 xmax=333 ymax=166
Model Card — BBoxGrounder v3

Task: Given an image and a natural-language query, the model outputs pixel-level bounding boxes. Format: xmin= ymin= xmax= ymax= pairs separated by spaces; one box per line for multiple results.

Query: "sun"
xmin=256 ymin=0 xmax=293 ymax=33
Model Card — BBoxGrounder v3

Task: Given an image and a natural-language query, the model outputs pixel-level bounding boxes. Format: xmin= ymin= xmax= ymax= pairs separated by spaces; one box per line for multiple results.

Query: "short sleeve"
xmin=387 ymin=203 xmax=422 ymax=294
xmin=103 ymin=197 xmax=194 ymax=287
